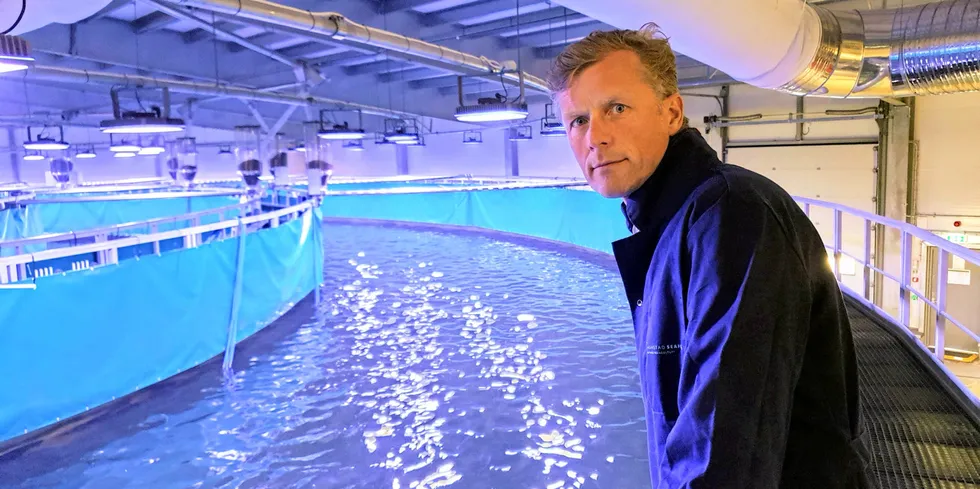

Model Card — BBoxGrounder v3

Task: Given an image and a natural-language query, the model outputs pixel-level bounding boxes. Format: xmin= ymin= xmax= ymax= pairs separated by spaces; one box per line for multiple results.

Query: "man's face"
xmin=556 ymin=50 xmax=685 ymax=198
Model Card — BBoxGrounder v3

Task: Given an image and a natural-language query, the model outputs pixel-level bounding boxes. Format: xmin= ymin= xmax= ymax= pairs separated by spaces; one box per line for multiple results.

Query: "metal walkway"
xmin=849 ymin=300 xmax=980 ymax=489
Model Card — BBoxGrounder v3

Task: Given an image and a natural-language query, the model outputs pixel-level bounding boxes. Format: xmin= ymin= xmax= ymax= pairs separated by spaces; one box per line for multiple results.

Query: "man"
xmin=547 ymin=26 xmax=874 ymax=488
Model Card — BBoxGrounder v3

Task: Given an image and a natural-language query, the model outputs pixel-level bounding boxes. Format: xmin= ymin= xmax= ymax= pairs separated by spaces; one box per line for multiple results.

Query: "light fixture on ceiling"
xmin=138 ymin=135 xmax=166 ymax=155
xmin=462 ymin=130 xmax=482 ymax=144
xmin=509 ymin=124 xmax=533 ymax=141
xmin=108 ymin=134 xmax=141 ymax=153
xmin=540 ymin=103 xmax=566 ymax=137
xmin=75 ymin=145 xmax=97 ymax=159
xmin=318 ymin=109 xmax=369 ymax=140
xmin=114 ymin=152 xmax=137 ymax=158
xmin=343 ymin=140 xmax=365 ymax=151
xmin=454 ymin=73 xmax=529 ymax=123
xmin=138 ymin=147 xmax=166 ymax=156
xmin=382 ymin=118 xmax=421 ymax=144
xmin=23 ymin=151 xmax=44 ymax=161
xmin=0 ymin=35 xmax=34 ymax=74
xmin=100 ymin=87 xmax=185 ymax=134
xmin=23 ymin=126 xmax=70 ymax=151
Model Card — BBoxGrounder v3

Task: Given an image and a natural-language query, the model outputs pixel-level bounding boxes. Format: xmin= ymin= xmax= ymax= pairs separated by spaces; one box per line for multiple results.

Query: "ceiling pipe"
xmin=136 ymin=0 xmax=303 ymax=71
xmin=26 ymin=65 xmax=418 ymax=119
xmin=550 ymin=0 xmax=980 ymax=98
xmin=165 ymin=0 xmax=550 ymax=93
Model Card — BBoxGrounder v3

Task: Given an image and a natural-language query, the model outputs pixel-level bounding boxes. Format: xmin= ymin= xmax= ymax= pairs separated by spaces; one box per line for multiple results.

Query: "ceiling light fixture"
xmin=509 ymin=125 xmax=533 ymax=141
xmin=100 ymin=87 xmax=185 ymax=134
xmin=23 ymin=151 xmax=44 ymax=161
xmin=108 ymin=134 xmax=141 ymax=153
xmin=318 ymin=109 xmax=369 ymax=140
xmin=23 ymin=126 xmax=70 ymax=151
xmin=382 ymin=118 xmax=421 ymax=144
xmin=75 ymin=145 xmax=97 ymax=159
xmin=540 ymin=103 xmax=566 ymax=137
xmin=0 ymin=35 xmax=34 ymax=74
xmin=454 ymin=74 xmax=529 ymax=123
xmin=343 ymin=140 xmax=365 ymax=151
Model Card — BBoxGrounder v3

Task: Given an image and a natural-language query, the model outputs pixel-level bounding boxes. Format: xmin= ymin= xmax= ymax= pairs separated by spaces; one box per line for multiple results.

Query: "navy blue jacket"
xmin=612 ymin=128 xmax=874 ymax=488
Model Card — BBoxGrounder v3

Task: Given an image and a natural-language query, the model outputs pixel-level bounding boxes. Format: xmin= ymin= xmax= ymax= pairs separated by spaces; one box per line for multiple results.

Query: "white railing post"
xmin=150 ymin=224 xmax=161 ymax=255
xmin=935 ymin=249 xmax=949 ymax=363
xmin=900 ymin=231 xmax=913 ymax=328
xmin=864 ymin=218 xmax=872 ymax=301
xmin=833 ymin=210 xmax=843 ymax=281
xmin=222 ymin=218 xmax=247 ymax=378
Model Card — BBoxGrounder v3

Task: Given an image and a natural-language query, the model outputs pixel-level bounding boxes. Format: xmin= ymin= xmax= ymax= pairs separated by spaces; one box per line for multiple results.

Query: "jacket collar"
xmin=620 ymin=127 xmax=721 ymax=234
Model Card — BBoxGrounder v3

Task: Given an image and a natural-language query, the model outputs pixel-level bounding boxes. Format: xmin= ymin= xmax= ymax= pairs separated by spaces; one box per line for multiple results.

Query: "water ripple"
xmin=0 ymin=223 xmax=649 ymax=489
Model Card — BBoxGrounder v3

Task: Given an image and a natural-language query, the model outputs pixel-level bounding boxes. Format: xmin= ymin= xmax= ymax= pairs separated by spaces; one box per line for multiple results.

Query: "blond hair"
xmin=547 ymin=23 xmax=687 ymax=126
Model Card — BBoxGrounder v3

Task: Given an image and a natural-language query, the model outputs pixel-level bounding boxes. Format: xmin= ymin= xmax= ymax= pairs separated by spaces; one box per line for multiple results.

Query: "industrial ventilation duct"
xmin=551 ymin=0 xmax=980 ymax=98
xmin=1 ymin=0 xmax=115 ymax=36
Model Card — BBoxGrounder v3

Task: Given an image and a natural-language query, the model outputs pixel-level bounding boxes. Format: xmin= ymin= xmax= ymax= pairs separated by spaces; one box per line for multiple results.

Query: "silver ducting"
xmin=783 ymin=1 xmax=980 ymax=97
xmin=551 ymin=0 xmax=980 ymax=98
xmin=27 ymin=65 xmax=417 ymax=119
xmin=166 ymin=0 xmax=549 ymax=94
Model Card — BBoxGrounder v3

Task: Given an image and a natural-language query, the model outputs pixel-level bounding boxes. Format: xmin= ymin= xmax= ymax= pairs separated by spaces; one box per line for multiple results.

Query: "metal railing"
xmin=796 ymin=197 xmax=980 ymax=365
xmin=0 ymin=200 xmax=255 ymax=253
xmin=0 ymin=200 xmax=315 ymax=286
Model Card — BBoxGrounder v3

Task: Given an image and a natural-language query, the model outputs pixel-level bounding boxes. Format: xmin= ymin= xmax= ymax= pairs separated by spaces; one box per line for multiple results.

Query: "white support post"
xmin=935 ymin=249 xmax=949 ymax=363
xmin=900 ymin=231 xmax=913 ymax=328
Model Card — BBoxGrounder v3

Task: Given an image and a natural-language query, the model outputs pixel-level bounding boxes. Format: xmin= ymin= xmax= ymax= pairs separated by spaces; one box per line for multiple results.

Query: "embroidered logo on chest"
xmin=646 ymin=344 xmax=681 ymax=356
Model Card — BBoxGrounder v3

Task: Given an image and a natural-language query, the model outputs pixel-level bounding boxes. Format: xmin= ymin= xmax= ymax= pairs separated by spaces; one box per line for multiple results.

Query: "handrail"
xmin=794 ymin=196 xmax=980 ymax=268
xmin=324 ymin=180 xmax=588 ymax=196
xmin=23 ymin=190 xmax=244 ymax=203
xmin=0 ymin=201 xmax=314 ymax=281
xmin=794 ymin=196 xmax=980 ymax=370
xmin=0 ymin=200 xmax=253 ymax=249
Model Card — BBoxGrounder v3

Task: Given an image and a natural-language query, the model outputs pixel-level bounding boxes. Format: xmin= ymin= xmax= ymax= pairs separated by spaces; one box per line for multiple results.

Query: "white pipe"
xmin=2 ymin=0 xmax=115 ymax=36
xmin=548 ymin=0 xmax=822 ymax=89
xmin=168 ymin=0 xmax=549 ymax=93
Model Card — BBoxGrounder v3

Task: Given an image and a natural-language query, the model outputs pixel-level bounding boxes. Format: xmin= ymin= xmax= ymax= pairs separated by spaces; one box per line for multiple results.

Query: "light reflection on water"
xmin=0 ymin=223 xmax=650 ymax=489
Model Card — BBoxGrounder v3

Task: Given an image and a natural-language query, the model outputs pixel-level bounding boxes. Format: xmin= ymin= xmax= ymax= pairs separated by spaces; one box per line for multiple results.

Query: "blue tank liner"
xmin=0 ymin=206 xmax=321 ymax=443
xmin=321 ymin=186 xmax=628 ymax=253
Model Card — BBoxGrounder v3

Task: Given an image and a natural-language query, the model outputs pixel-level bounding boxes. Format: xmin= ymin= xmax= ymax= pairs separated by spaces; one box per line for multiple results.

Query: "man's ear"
xmin=663 ymin=93 xmax=685 ymax=135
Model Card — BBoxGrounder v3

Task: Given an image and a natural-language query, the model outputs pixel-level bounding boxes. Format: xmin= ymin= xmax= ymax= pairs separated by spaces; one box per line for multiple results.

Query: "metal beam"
xmin=27 ymin=65 xmax=420 ymax=119
xmin=412 ymin=75 xmax=485 ymax=90
xmin=6 ymin=128 xmax=21 ymax=183
xmin=132 ymin=11 xmax=179 ymax=33
xmin=377 ymin=66 xmax=448 ymax=83
xmin=269 ymin=106 xmax=298 ymax=135
xmin=504 ymin=22 xmax=603 ymax=48
xmin=138 ymin=0 xmax=302 ymax=69
xmin=240 ymin=99 xmax=271 ymax=133
xmin=344 ymin=60 xmax=411 ymax=76
xmin=181 ymin=21 xmax=238 ymax=43
xmin=378 ymin=0 xmax=434 ymax=14
xmin=426 ymin=8 xmax=585 ymax=42
xmin=278 ymin=43 xmax=346 ymax=60
xmin=422 ymin=0 xmax=542 ymax=26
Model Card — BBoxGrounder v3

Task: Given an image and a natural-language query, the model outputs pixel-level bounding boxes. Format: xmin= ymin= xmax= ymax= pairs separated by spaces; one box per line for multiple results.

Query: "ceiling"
xmin=0 ymin=0 xmax=921 ymax=138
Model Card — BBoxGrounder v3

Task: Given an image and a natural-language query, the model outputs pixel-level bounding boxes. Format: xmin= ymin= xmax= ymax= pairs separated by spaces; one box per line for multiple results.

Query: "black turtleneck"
xmin=620 ymin=127 xmax=723 ymax=235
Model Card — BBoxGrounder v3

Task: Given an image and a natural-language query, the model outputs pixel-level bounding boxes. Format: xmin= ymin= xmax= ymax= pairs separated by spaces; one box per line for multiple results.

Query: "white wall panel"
xmin=728 ymin=144 xmax=877 ymax=293
xmin=915 ymin=92 xmax=980 ymax=217
xmin=410 ymin=130 xmax=506 ymax=177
